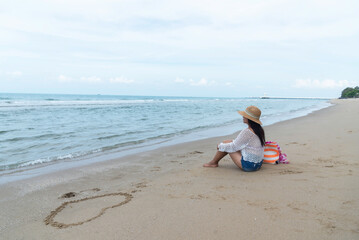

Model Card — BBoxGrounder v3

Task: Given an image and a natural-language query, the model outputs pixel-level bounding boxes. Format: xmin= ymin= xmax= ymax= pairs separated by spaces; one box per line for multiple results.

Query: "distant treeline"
xmin=341 ymin=86 xmax=359 ymax=98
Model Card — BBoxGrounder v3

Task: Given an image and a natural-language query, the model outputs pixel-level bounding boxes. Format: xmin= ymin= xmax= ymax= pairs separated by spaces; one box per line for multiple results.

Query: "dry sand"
xmin=0 ymin=99 xmax=358 ymax=240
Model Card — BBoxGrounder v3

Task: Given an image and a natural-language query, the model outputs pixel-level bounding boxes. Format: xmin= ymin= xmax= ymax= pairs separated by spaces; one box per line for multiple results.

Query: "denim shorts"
xmin=241 ymin=157 xmax=262 ymax=172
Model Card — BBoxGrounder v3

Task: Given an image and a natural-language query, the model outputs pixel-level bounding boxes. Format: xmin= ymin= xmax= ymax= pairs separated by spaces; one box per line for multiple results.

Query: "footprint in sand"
xmin=177 ymin=151 xmax=204 ymax=158
xmin=279 ymin=169 xmax=303 ymax=175
xmin=60 ymin=192 xmax=77 ymax=199
xmin=190 ymin=194 xmax=208 ymax=200
xmin=286 ymin=142 xmax=306 ymax=146
xmin=150 ymin=166 xmax=161 ymax=172
xmin=59 ymin=188 xmax=101 ymax=199
xmin=46 ymin=192 xmax=133 ymax=228
xmin=315 ymin=158 xmax=348 ymax=166
xmin=133 ymin=181 xmax=148 ymax=189
xmin=189 ymin=151 xmax=204 ymax=154
xmin=287 ymin=202 xmax=309 ymax=213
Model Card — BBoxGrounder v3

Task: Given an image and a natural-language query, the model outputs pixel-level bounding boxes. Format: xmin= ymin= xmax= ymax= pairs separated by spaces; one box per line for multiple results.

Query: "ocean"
xmin=0 ymin=93 xmax=331 ymax=176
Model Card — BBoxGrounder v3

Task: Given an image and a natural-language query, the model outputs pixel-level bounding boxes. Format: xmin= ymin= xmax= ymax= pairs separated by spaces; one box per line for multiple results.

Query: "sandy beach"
xmin=1 ymin=99 xmax=358 ymax=240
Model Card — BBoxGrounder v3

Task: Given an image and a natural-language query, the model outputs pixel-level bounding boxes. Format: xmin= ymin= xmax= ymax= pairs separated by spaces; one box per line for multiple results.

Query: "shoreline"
xmin=0 ymin=99 xmax=332 ymax=185
xmin=1 ymin=99 xmax=358 ymax=239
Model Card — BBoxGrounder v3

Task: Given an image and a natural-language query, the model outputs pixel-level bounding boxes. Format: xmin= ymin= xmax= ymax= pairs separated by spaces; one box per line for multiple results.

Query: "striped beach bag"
xmin=263 ymin=141 xmax=289 ymax=164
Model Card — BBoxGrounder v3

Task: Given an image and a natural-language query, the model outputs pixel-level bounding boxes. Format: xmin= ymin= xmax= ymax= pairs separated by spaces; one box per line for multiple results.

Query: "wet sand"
xmin=1 ymin=99 xmax=358 ymax=240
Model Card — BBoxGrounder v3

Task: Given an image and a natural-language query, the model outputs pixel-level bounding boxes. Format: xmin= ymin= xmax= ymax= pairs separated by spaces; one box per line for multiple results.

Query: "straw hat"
xmin=238 ymin=105 xmax=262 ymax=125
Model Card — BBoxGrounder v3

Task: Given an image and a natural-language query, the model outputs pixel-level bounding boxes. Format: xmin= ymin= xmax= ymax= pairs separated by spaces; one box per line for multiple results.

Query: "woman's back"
xmin=240 ymin=128 xmax=264 ymax=163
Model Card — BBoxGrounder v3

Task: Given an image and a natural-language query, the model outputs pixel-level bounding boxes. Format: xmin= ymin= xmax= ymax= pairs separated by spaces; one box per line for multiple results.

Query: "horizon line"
xmin=0 ymin=92 xmax=334 ymax=100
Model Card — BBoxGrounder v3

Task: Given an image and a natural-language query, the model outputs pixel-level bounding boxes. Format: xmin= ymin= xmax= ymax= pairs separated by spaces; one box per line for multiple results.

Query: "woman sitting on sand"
xmin=203 ymin=106 xmax=265 ymax=172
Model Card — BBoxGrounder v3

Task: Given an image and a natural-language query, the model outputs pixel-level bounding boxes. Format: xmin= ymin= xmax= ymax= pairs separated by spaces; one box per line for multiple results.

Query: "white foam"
xmin=19 ymin=157 xmax=53 ymax=167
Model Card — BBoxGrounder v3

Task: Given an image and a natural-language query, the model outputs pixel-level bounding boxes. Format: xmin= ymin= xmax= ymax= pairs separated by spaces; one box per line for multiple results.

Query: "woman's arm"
xmin=218 ymin=129 xmax=252 ymax=153
xmin=217 ymin=140 xmax=233 ymax=150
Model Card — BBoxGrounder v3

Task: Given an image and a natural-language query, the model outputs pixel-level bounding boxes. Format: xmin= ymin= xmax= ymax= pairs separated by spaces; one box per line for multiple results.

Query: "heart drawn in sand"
xmin=44 ymin=192 xmax=133 ymax=229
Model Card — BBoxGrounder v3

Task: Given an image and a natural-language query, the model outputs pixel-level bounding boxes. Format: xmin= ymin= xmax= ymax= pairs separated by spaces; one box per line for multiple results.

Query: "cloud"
xmin=58 ymin=75 xmax=72 ymax=82
xmin=175 ymin=77 xmax=219 ymax=87
xmin=189 ymin=78 xmax=216 ymax=86
xmin=109 ymin=77 xmax=134 ymax=84
xmin=1 ymin=1 xmax=358 ymax=98
xmin=174 ymin=77 xmax=185 ymax=83
xmin=6 ymin=71 xmax=22 ymax=77
xmin=2 ymin=0 xmax=358 ymax=49
xmin=80 ymin=76 xmax=102 ymax=83
xmin=58 ymin=75 xmax=102 ymax=83
xmin=294 ymin=79 xmax=354 ymax=89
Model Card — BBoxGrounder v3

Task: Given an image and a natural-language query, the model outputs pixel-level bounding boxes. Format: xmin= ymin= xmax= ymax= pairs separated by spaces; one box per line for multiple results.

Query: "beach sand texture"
xmin=1 ymin=99 xmax=358 ymax=240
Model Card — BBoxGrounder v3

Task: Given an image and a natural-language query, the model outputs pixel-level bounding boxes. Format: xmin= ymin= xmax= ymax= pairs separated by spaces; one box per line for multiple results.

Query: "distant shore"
xmin=1 ymin=99 xmax=358 ymax=240
xmin=259 ymin=96 xmax=331 ymax=100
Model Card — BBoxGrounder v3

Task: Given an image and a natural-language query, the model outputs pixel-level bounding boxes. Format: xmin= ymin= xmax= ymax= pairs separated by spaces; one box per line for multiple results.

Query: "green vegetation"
xmin=340 ymin=86 xmax=359 ymax=98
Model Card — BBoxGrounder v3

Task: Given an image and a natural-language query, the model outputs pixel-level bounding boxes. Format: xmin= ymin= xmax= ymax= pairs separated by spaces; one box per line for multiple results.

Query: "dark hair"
xmin=248 ymin=119 xmax=265 ymax=146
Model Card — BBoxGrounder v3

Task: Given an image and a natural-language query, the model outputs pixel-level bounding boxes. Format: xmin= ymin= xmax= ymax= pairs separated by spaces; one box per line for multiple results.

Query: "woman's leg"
xmin=203 ymin=151 xmax=228 ymax=167
xmin=229 ymin=152 xmax=243 ymax=169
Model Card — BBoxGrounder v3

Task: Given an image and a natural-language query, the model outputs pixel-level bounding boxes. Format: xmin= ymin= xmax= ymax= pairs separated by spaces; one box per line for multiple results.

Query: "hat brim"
xmin=238 ymin=110 xmax=262 ymax=125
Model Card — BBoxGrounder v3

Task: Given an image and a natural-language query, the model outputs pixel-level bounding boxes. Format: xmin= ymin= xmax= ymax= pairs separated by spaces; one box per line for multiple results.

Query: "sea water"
xmin=0 ymin=93 xmax=331 ymax=175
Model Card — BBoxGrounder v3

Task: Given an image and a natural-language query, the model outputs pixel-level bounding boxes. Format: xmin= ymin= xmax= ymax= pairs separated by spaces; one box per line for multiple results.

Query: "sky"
xmin=0 ymin=0 xmax=358 ymax=98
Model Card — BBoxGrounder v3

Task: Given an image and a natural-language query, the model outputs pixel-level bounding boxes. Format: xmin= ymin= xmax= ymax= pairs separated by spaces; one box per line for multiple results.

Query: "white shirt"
xmin=218 ymin=128 xmax=264 ymax=163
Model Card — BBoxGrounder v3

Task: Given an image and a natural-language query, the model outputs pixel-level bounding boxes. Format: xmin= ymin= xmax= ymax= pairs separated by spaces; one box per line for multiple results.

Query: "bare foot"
xmin=203 ymin=163 xmax=218 ymax=168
